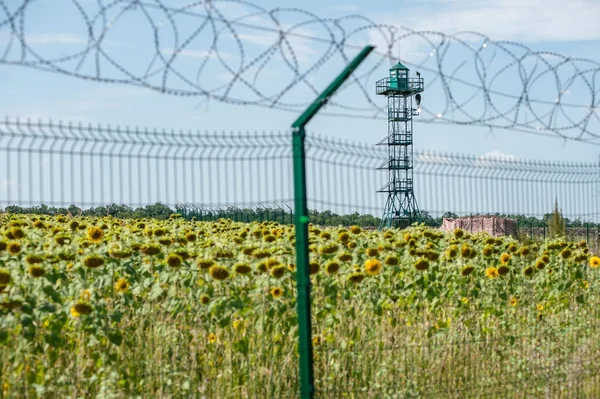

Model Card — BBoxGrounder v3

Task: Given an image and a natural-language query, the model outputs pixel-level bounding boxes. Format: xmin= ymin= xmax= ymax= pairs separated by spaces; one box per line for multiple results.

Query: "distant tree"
xmin=547 ymin=199 xmax=566 ymax=238
xmin=441 ymin=211 xmax=458 ymax=220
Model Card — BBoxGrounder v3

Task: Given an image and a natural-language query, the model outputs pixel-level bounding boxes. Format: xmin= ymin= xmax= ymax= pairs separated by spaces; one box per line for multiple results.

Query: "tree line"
xmin=2 ymin=202 xmax=597 ymax=229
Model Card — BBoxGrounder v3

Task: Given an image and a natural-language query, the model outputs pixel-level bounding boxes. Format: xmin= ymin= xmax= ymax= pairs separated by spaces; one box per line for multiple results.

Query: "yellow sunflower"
xmin=541 ymin=254 xmax=550 ymax=264
xmin=498 ymin=265 xmax=510 ymax=276
xmin=9 ymin=227 xmax=25 ymax=239
xmin=309 ymin=261 xmax=320 ymax=275
xmin=523 ymin=266 xmax=534 ymax=277
xmin=81 ymin=289 xmax=92 ymax=301
xmin=263 ymin=234 xmax=276 ymax=243
xmin=366 ymin=248 xmax=379 ymax=257
xmin=485 ymin=267 xmax=499 ymax=279
xmin=83 ymin=254 xmax=105 ymax=269
xmin=86 ymin=226 xmax=104 ymax=243
xmin=7 ymin=242 xmax=21 ymax=256
xmin=482 ymin=245 xmax=493 ymax=257
xmin=560 ymin=248 xmax=572 ymax=259
xmin=364 ymin=258 xmax=382 ymax=276
xmin=446 ymin=245 xmax=459 ymax=259
xmin=319 ymin=243 xmax=339 ymax=255
xmin=200 ymin=294 xmax=210 ymax=305
xmin=70 ymin=302 xmax=93 ymax=318
xmin=414 ymin=258 xmax=429 ymax=271
xmin=208 ymin=333 xmax=217 ymax=344
xmin=197 ymin=258 xmax=214 ymax=269
xmin=338 ymin=252 xmax=353 ymax=262
xmin=270 ymin=265 xmax=286 ymax=279
xmin=337 ymin=232 xmax=350 ymax=243
xmin=234 ymin=263 xmax=252 ymax=275
xmin=209 ymin=265 xmax=230 ymax=281
xmin=28 ymin=265 xmax=45 ymax=278
xmin=114 ymin=277 xmax=130 ymax=293
xmin=270 ymin=287 xmax=284 ymax=298
xmin=499 ymin=253 xmax=511 ymax=264
xmin=461 ymin=265 xmax=475 ymax=276
xmin=536 ymin=303 xmax=544 ymax=311
xmin=25 ymin=254 xmax=44 ymax=265
xmin=325 ymin=261 xmax=340 ymax=275
xmin=141 ymin=244 xmax=161 ymax=256
xmin=165 ymin=253 xmax=183 ymax=268
xmin=535 ymin=259 xmax=546 ymax=270
xmin=348 ymin=272 xmax=366 ymax=284
xmin=0 ymin=269 xmax=11 ymax=285
xmin=350 ymin=225 xmax=361 ymax=234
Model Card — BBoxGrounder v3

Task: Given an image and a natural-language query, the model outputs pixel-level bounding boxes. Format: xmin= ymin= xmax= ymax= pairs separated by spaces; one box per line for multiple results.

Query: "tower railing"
xmin=376 ymin=158 xmax=412 ymax=170
xmin=388 ymin=109 xmax=418 ymax=121
xmin=376 ymin=77 xmax=425 ymax=94
xmin=375 ymin=179 xmax=414 ymax=193
xmin=376 ymin=133 xmax=413 ymax=146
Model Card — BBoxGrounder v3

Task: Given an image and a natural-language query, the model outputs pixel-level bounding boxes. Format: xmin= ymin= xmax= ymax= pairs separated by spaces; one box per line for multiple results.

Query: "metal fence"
xmin=2 ymin=117 xmax=599 ymax=223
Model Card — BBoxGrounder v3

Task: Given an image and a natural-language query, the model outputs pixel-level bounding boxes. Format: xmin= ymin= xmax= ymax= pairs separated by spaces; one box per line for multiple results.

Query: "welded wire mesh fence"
xmin=2 ymin=117 xmax=599 ymax=224
xmin=0 ymin=118 xmax=293 ymax=209
xmin=304 ymin=134 xmax=600 ymax=223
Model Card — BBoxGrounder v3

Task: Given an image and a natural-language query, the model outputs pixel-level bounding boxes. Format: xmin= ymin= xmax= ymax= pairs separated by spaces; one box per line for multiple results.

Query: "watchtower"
xmin=375 ymin=62 xmax=424 ymax=229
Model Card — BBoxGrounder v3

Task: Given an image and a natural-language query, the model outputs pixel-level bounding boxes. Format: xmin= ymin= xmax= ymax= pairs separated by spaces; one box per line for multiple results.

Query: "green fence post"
xmin=587 ymin=222 xmax=590 ymax=244
xmin=291 ymin=45 xmax=374 ymax=399
xmin=291 ymin=125 xmax=314 ymax=398
xmin=530 ymin=221 xmax=533 ymax=240
xmin=543 ymin=224 xmax=546 ymax=240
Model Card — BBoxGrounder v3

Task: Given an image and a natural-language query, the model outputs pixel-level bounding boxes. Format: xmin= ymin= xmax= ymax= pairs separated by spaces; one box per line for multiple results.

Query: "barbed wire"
xmin=1 ymin=1 xmax=599 ymax=142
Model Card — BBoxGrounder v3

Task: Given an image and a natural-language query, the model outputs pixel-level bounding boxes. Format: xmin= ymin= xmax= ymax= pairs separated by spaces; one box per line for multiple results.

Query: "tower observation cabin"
xmin=375 ymin=62 xmax=424 ymax=229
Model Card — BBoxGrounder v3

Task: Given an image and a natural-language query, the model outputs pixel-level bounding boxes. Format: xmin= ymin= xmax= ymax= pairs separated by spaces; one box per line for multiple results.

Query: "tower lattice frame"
xmin=375 ymin=63 xmax=424 ymax=229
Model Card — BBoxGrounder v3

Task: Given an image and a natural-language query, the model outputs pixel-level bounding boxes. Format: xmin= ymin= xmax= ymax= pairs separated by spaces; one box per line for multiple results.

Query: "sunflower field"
xmin=1 ymin=213 xmax=600 ymax=398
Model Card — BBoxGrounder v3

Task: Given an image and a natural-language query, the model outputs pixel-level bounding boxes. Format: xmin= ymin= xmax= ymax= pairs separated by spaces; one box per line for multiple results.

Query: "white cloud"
xmin=335 ymin=5 xmax=361 ymax=12
xmin=0 ymin=32 xmax=126 ymax=47
xmin=370 ymin=0 xmax=600 ymax=43
xmin=479 ymin=150 xmax=518 ymax=161
xmin=24 ymin=33 xmax=88 ymax=45
xmin=416 ymin=151 xmax=453 ymax=164
xmin=0 ymin=33 xmax=80 ymax=46
xmin=474 ymin=150 xmax=518 ymax=167
xmin=237 ymin=32 xmax=275 ymax=47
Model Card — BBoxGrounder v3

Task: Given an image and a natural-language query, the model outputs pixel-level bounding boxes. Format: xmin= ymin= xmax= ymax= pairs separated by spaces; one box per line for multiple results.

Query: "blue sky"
xmin=1 ymin=0 xmax=599 ymax=163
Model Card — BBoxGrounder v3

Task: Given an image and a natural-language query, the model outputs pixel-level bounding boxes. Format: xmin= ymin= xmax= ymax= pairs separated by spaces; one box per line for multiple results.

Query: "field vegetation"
xmin=0 ymin=213 xmax=599 ymax=397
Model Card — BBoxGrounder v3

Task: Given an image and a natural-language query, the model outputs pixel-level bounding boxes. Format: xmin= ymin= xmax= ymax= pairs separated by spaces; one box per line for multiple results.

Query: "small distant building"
xmin=439 ymin=215 xmax=518 ymax=238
